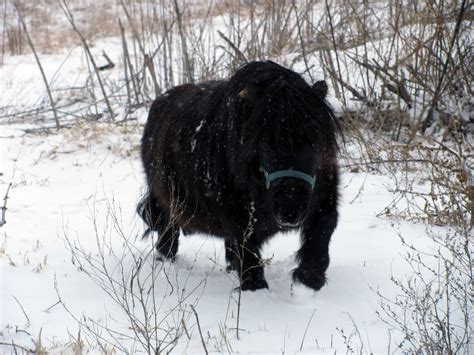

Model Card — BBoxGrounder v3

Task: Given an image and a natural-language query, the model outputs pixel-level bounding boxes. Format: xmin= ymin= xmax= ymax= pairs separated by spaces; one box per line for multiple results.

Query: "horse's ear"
xmin=312 ymin=80 xmax=328 ymax=100
xmin=238 ymin=85 xmax=260 ymax=105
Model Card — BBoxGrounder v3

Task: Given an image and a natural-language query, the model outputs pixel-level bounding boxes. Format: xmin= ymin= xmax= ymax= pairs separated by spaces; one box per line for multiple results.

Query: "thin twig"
xmin=59 ymin=0 xmax=115 ymax=120
xmin=13 ymin=295 xmax=30 ymax=329
xmin=1 ymin=0 xmax=8 ymax=65
xmin=181 ymin=318 xmax=191 ymax=340
xmin=291 ymin=0 xmax=313 ymax=82
xmin=422 ymin=0 xmax=470 ymax=131
xmin=190 ymin=305 xmax=208 ymax=355
xmin=0 ymin=182 xmax=11 ymax=227
xmin=325 ymin=0 xmax=347 ymax=106
xmin=299 ymin=308 xmax=316 ymax=351
xmin=43 ymin=300 xmax=61 ymax=313
xmin=15 ymin=3 xmax=60 ymax=129
xmin=217 ymin=30 xmax=248 ymax=64
xmin=172 ymin=0 xmax=194 ymax=84
xmin=0 ymin=342 xmax=35 ymax=353
xmin=98 ymin=51 xmax=115 ymax=71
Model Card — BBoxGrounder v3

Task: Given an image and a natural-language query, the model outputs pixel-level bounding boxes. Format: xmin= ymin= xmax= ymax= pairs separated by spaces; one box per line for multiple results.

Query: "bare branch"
xmin=15 ymin=3 xmax=60 ymax=129
xmin=0 ymin=183 xmax=11 ymax=227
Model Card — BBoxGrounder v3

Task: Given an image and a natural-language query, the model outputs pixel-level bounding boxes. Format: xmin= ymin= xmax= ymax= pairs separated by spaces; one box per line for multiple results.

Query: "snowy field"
xmin=1 ymin=120 xmax=442 ymax=353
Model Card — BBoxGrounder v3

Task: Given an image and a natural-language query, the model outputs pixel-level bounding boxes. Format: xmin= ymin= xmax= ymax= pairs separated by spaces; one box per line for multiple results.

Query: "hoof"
xmin=292 ymin=267 xmax=326 ymax=291
xmin=155 ymin=241 xmax=178 ymax=261
xmin=155 ymin=251 xmax=176 ymax=262
xmin=240 ymin=275 xmax=269 ymax=291
xmin=226 ymin=263 xmax=237 ymax=272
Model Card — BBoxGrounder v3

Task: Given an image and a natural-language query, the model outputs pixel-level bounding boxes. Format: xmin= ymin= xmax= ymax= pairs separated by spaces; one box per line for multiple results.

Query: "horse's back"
xmin=145 ymin=81 xmax=225 ymax=134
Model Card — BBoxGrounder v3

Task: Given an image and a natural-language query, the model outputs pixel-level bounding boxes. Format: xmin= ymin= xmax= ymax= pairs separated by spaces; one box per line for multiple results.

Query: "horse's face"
xmin=238 ymin=78 xmax=330 ymax=227
xmin=255 ymin=142 xmax=317 ymax=227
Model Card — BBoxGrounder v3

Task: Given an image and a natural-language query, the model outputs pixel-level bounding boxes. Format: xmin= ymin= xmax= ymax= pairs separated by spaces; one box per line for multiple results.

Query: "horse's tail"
xmin=137 ymin=192 xmax=162 ymax=239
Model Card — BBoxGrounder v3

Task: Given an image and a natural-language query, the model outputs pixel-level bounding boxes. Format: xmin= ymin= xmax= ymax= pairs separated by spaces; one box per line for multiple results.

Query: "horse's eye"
xmin=252 ymin=171 xmax=264 ymax=185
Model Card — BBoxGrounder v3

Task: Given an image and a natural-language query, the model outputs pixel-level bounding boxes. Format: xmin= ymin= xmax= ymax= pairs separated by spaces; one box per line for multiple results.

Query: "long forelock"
xmin=224 ymin=62 xmax=339 ymax=169
xmin=242 ymin=85 xmax=338 ymax=154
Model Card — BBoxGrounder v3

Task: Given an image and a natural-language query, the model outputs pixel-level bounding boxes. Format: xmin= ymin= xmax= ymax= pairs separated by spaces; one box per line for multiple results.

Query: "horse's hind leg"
xmin=137 ymin=192 xmax=179 ymax=260
xmin=155 ymin=221 xmax=179 ymax=261
xmin=137 ymin=192 xmax=162 ymax=233
xmin=225 ymin=239 xmax=238 ymax=271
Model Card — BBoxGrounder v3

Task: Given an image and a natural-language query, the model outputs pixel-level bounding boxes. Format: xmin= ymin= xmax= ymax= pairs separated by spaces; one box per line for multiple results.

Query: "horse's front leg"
xmin=226 ymin=234 xmax=268 ymax=291
xmin=293 ymin=207 xmax=338 ymax=290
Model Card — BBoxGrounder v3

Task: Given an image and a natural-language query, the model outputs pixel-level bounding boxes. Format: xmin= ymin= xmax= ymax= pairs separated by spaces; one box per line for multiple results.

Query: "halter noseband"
xmin=259 ymin=166 xmax=316 ymax=190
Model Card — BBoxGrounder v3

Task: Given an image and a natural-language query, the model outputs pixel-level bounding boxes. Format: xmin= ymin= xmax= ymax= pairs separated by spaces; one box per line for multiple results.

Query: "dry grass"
xmin=2 ymin=1 xmax=122 ymax=56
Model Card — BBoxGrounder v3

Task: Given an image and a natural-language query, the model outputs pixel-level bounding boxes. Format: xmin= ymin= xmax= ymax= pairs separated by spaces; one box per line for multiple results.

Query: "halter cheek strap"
xmin=260 ymin=166 xmax=316 ymax=190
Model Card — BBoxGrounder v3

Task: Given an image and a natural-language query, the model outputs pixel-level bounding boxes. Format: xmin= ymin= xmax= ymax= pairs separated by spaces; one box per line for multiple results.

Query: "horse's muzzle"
xmin=274 ymin=214 xmax=303 ymax=228
xmin=272 ymin=187 xmax=310 ymax=228
xmin=273 ymin=207 xmax=308 ymax=228
xmin=268 ymin=174 xmax=312 ymax=227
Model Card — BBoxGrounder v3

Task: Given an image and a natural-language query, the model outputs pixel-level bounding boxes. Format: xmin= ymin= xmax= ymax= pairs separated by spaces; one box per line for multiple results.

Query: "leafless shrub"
xmin=374 ymin=133 xmax=472 ymax=227
xmin=339 ymin=104 xmax=473 ymax=353
xmin=339 ymin=134 xmax=473 ymax=352
xmin=341 ymin=114 xmax=472 ymax=227
xmin=58 ymin=193 xmax=210 ymax=353
xmin=3 ymin=0 xmax=468 ymax=136
xmin=319 ymin=0 xmax=472 ymax=138
xmin=374 ymin=223 xmax=472 ymax=354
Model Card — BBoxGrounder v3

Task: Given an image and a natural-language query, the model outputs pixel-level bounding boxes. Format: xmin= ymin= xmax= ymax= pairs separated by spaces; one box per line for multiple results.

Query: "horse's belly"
xmin=177 ymin=198 xmax=230 ymax=237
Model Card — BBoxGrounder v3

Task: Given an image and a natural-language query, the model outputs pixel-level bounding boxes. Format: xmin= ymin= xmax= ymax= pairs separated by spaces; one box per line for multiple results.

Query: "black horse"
xmin=138 ymin=61 xmax=340 ymax=291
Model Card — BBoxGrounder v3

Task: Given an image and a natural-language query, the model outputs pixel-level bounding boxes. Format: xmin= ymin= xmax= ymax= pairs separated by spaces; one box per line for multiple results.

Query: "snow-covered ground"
xmin=0 ymin=120 xmax=441 ymax=353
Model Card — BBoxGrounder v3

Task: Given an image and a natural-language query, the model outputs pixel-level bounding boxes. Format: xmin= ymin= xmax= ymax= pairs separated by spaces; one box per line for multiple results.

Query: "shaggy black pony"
xmin=138 ymin=61 xmax=339 ymax=291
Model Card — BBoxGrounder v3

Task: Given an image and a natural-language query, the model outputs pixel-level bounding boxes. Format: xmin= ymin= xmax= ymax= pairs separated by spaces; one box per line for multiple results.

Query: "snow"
xmin=195 ymin=119 xmax=205 ymax=133
xmin=0 ymin=121 xmax=441 ymax=353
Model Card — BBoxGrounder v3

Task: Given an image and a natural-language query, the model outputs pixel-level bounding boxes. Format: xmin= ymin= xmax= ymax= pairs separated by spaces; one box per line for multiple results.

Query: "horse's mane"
xmin=223 ymin=61 xmax=339 ymax=170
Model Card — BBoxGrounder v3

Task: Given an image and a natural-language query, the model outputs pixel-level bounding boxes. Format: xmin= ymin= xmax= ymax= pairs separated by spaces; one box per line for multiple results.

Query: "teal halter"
xmin=259 ymin=166 xmax=316 ymax=190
